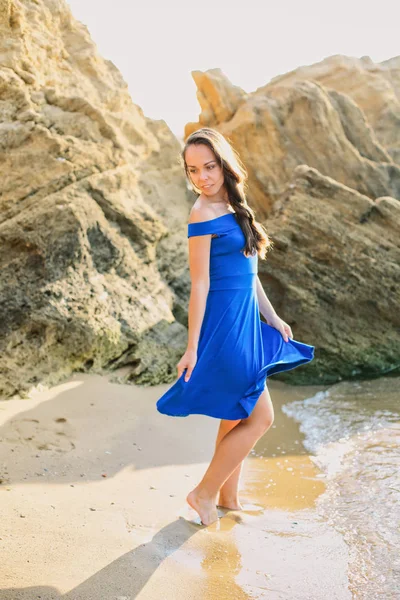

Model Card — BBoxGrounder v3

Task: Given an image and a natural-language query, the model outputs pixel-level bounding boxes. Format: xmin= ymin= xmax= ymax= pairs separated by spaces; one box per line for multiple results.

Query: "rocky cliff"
xmin=263 ymin=166 xmax=400 ymax=383
xmin=186 ymin=59 xmax=400 ymax=383
xmin=0 ymin=0 xmax=192 ymax=397
xmin=1 ymin=1 xmax=399 ymax=397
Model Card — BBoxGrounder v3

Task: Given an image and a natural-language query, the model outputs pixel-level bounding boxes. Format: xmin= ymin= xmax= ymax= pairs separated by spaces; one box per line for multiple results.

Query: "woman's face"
xmin=185 ymin=143 xmax=225 ymax=198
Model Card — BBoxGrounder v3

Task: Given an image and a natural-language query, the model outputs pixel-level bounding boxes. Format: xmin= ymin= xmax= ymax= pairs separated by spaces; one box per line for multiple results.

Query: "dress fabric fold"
xmin=156 ymin=213 xmax=315 ymax=420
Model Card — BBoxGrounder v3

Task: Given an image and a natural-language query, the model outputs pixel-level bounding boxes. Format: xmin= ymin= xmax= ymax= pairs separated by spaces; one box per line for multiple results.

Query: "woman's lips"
xmin=202 ymin=184 xmax=213 ymax=189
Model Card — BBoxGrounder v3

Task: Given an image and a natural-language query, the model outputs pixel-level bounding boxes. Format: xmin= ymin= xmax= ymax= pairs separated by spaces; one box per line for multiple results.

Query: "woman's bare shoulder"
xmin=188 ymin=205 xmax=215 ymax=225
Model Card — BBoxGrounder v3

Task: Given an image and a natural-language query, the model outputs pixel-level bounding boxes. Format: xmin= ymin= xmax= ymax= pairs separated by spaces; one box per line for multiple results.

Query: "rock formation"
xmin=0 ymin=0 xmax=192 ymax=398
xmin=261 ymin=166 xmax=400 ymax=384
xmin=260 ymin=54 xmax=400 ymax=163
xmin=185 ymin=68 xmax=248 ymax=132
xmin=186 ymin=57 xmax=400 ymax=382
xmin=186 ymin=61 xmax=400 ymax=217
xmin=1 ymin=1 xmax=399 ymax=396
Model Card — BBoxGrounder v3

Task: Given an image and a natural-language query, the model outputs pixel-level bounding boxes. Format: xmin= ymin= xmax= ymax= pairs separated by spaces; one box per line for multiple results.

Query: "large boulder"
xmin=187 ymin=72 xmax=400 ymax=216
xmin=185 ymin=68 xmax=248 ymax=135
xmin=1 ymin=1 xmax=399 ymax=395
xmin=260 ymin=165 xmax=400 ymax=383
xmin=186 ymin=62 xmax=400 ymax=384
xmin=259 ymin=54 xmax=400 ymax=163
xmin=0 ymin=0 xmax=192 ymax=397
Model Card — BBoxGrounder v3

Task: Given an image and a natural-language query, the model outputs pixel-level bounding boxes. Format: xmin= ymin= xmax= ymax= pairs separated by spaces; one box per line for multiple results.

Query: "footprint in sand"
xmin=5 ymin=417 xmax=75 ymax=452
xmin=216 ymin=502 xmax=264 ymax=514
xmin=177 ymin=504 xmax=261 ymax=528
xmin=240 ymin=503 xmax=265 ymax=513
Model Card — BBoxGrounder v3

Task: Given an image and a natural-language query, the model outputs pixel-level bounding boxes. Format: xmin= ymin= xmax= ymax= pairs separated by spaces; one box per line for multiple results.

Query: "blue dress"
xmin=156 ymin=212 xmax=314 ymax=420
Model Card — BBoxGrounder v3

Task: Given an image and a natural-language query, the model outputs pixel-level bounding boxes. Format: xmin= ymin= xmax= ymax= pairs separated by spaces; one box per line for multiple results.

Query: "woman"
xmin=156 ymin=128 xmax=314 ymax=525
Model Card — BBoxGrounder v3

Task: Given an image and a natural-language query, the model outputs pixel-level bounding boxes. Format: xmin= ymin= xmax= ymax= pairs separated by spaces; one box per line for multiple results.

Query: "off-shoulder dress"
xmin=156 ymin=212 xmax=314 ymax=420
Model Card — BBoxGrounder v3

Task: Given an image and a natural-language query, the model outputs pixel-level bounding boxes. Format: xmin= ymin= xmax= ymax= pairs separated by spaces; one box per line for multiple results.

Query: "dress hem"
xmin=156 ymin=343 xmax=314 ymax=420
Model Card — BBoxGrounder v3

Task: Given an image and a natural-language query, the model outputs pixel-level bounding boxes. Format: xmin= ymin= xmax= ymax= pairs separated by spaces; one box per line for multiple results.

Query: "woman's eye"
xmin=189 ymin=165 xmax=215 ymax=173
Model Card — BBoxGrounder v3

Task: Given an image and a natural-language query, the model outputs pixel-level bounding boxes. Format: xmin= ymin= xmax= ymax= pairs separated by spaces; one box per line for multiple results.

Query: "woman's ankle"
xmin=195 ymin=482 xmax=218 ymax=502
xmin=218 ymin=491 xmax=239 ymax=502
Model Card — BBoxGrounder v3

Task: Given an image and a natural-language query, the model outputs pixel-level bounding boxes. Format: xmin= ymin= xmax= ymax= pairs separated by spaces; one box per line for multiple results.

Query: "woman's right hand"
xmin=177 ymin=348 xmax=198 ymax=382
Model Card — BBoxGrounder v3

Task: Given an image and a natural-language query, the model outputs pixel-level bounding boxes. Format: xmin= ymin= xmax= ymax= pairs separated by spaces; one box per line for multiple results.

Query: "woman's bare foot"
xmin=186 ymin=487 xmax=219 ymax=525
xmin=217 ymin=494 xmax=243 ymax=510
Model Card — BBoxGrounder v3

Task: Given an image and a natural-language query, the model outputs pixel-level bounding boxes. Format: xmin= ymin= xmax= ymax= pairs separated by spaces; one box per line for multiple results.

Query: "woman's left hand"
xmin=266 ymin=313 xmax=293 ymax=342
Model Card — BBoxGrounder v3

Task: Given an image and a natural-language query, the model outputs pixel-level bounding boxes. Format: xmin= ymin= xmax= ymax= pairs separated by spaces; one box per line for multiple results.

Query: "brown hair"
xmin=182 ymin=127 xmax=273 ymax=260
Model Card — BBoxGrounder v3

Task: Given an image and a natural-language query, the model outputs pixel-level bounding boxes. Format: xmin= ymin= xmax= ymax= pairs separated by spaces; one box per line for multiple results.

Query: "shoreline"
xmin=0 ymin=373 xmax=351 ymax=599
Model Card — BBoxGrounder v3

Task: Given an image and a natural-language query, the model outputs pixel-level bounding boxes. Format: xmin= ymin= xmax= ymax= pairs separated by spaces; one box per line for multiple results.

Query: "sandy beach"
xmin=1 ymin=2 xmax=399 ymax=598
xmin=0 ymin=372 xmax=352 ymax=599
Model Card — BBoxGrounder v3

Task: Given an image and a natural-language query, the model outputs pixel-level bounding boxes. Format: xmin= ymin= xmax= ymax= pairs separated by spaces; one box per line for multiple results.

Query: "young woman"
xmin=156 ymin=128 xmax=314 ymax=525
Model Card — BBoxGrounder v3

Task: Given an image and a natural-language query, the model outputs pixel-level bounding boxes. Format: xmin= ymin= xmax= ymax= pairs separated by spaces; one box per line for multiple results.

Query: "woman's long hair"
xmin=182 ymin=127 xmax=273 ymax=260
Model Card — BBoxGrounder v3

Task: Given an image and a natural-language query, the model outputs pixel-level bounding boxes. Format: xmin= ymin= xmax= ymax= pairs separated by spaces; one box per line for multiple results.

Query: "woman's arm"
xmin=256 ymin=275 xmax=293 ymax=342
xmin=187 ymin=279 xmax=210 ymax=351
xmin=256 ymin=275 xmax=277 ymax=324
xmin=177 ymin=272 xmax=209 ymax=381
xmin=177 ymin=208 xmax=215 ymax=381
xmin=186 ymin=214 xmax=213 ymax=351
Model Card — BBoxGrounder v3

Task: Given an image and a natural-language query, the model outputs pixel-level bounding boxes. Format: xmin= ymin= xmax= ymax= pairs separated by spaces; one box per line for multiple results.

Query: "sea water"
xmin=283 ymin=376 xmax=400 ymax=599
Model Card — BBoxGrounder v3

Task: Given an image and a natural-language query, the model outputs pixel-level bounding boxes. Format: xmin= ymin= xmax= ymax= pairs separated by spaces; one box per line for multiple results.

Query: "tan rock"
xmin=0 ymin=0 xmax=192 ymax=398
xmin=2 ymin=1 xmax=399 ymax=395
xmin=260 ymin=165 xmax=400 ymax=383
xmin=185 ymin=68 xmax=248 ymax=136
xmin=188 ymin=72 xmax=400 ymax=216
xmin=186 ymin=62 xmax=400 ymax=382
xmin=258 ymin=54 xmax=400 ymax=162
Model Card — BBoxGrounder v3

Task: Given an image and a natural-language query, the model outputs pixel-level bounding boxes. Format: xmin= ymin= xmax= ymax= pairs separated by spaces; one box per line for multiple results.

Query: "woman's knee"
xmin=246 ymin=389 xmax=274 ymax=435
xmin=252 ymin=411 xmax=274 ymax=436
xmin=262 ymin=410 xmax=274 ymax=432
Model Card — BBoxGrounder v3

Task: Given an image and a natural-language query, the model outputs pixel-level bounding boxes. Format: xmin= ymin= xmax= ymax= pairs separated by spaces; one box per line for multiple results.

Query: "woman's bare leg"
xmin=215 ymin=419 xmax=244 ymax=510
xmin=187 ymin=385 xmax=274 ymax=525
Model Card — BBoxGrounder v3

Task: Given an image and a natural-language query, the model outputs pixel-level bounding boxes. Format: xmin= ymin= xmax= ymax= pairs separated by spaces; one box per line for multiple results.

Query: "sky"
xmin=67 ymin=0 xmax=399 ymax=141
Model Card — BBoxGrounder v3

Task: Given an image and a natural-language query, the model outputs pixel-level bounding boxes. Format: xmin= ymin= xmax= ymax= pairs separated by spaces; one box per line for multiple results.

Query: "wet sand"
xmin=0 ymin=373 xmax=351 ymax=599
